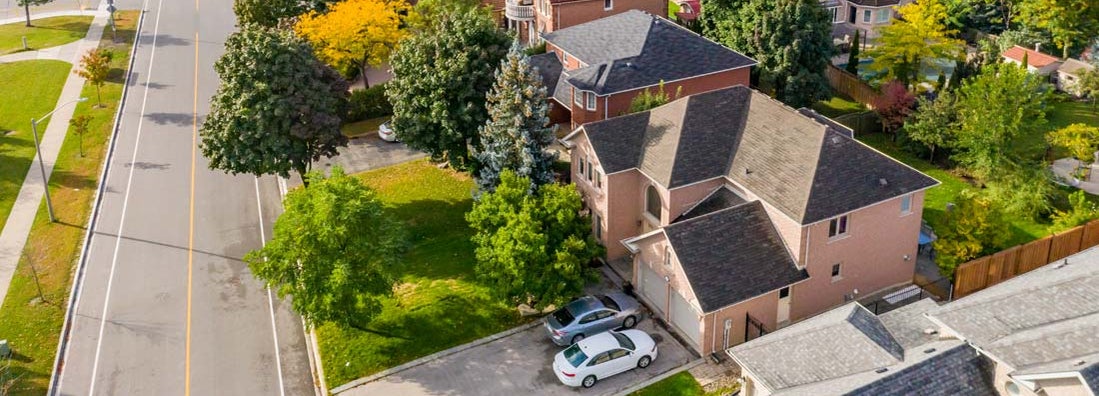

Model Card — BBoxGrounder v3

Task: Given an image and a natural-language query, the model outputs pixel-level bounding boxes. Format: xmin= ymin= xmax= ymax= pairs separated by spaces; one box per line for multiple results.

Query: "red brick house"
xmin=503 ymin=0 xmax=667 ymax=45
xmin=526 ymin=10 xmax=756 ymax=129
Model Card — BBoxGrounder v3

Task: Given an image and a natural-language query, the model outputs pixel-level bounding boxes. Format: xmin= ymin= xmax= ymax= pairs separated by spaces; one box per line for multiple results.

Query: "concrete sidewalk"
xmin=0 ymin=0 xmax=107 ymax=307
xmin=0 ymin=0 xmax=94 ymax=23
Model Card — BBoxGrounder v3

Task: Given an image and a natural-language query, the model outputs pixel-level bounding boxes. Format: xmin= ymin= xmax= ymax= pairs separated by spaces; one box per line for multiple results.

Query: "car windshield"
xmin=598 ymin=295 xmax=620 ymax=311
xmin=552 ymin=306 xmax=575 ymax=326
xmin=563 ymin=344 xmax=588 ymax=367
xmin=612 ymin=332 xmax=635 ymax=351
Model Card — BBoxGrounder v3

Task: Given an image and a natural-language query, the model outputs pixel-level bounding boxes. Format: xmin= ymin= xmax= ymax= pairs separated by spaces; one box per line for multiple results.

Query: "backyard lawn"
xmin=812 ymin=94 xmax=865 ymax=118
xmin=0 ymin=60 xmax=72 ymax=236
xmin=0 ymin=16 xmax=92 ymax=54
xmin=0 ymin=11 xmax=138 ymax=396
xmin=316 ymin=159 xmax=525 ymax=388
xmin=340 ymin=116 xmax=389 ymax=138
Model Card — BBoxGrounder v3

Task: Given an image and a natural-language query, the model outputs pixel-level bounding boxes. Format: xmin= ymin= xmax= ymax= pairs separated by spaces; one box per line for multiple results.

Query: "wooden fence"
xmin=824 ymin=64 xmax=880 ymax=107
xmin=953 ymin=219 xmax=1099 ymax=298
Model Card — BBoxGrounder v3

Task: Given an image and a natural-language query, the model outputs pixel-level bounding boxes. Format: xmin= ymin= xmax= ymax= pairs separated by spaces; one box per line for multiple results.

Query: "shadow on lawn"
xmin=25 ymin=21 xmax=90 ymax=33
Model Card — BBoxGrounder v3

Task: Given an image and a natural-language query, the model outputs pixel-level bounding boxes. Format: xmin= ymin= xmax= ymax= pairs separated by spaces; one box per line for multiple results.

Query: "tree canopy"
xmin=17 ymin=0 xmax=53 ymax=27
xmin=866 ymin=0 xmax=965 ymax=87
xmin=475 ymin=43 xmax=556 ymax=192
xmin=1014 ymin=0 xmax=1099 ymax=58
xmin=200 ymin=26 xmax=349 ymax=179
xmin=932 ymin=190 xmax=1011 ymax=276
xmin=232 ymin=0 xmax=303 ymax=27
xmin=1048 ymin=123 xmax=1099 ymax=163
xmin=245 ymin=168 xmax=405 ymax=331
xmin=295 ymin=0 xmax=411 ymax=85
xmin=466 ymin=171 xmax=601 ymax=308
xmin=74 ymin=49 xmax=112 ymax=107
xmin=905 ymin=91 xmax=958 ymax=162
xmin=387 ymin=6 xmax=510 ymax=170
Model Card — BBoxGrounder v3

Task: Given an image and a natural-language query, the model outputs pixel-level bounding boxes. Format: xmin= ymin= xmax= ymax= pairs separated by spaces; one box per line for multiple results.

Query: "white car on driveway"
xmin=378 ymin=121 xmax=398 ymax=142
xmin=552 ymin=329 xmax=658 ymax=388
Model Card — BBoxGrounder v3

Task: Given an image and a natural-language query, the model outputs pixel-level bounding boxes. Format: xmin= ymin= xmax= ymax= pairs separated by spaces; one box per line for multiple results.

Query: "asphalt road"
xmin=51 ymin=0 xmax=315 ymax=395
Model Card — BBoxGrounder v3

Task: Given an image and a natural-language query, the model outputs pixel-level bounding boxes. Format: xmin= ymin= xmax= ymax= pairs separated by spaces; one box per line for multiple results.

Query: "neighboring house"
xmin=560 ymin=85 xmax=938 ymax=355
xmin=528 ymin=10 xmax=756 ymax=129
xmin=503 ymin=0 xmax=666 ymax=45
xmin=1002 ymin=45 xmax=1063 ymax=76
xmin=822 ymin=0 xmax=912 ymax=40
xmin=1056 ymin=58 xmax=1096 ymax=97
xmin=729 ymin=245 xmax=1099 ymax=396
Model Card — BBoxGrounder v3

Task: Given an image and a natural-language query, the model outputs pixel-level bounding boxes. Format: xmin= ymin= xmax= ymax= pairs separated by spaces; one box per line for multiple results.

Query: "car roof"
xmin=578 ymin=331 xmax=620 ymax=354
xmin=566 ymin=296 xmax=605 ymax=314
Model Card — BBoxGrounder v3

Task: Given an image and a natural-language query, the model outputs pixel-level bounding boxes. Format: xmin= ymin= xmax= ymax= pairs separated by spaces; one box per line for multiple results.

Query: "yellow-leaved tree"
xmin=295 ymin=0 xmax=411 ymax=87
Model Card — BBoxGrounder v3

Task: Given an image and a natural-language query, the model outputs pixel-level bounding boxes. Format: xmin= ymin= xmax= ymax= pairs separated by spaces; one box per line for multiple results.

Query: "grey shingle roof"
xmin=574 ymin=85 xmax=937 ymax=224
xmin=674 ymin=186 xmax=748 ymax=223
xmin=663 ymin=201 xmax=807 ymax=312
xmin=844 ymin=344 xmax=996 ymax=396
xmin=541 ymin=10 xmax=756 ymax=95
xmin=847 ymin=0 xmax=902 ymax=6
xmin=1082 ymin=362 xmax=1099 ymax=393
xmin=1059 ymin=58 xmax=1096 ymax=76
xmin=929 ymin=246 xmax=1099 ymax=376
xmin=529 ymin=52 xmax=573 ymax=107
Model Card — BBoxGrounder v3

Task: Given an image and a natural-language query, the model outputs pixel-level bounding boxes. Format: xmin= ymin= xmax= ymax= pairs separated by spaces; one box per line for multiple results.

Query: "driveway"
xmin=288 ymin=133 xmax=426 ymax=186
xmin=336 ymin=315 xmax=692 ymax=396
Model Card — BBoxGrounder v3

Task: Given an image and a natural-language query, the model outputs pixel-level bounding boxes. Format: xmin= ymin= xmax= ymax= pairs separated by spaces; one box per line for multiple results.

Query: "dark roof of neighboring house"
xmin=529 ymin=52 xmax=569 ymax=104
xmin=573 ymin=85 xmax=937 ymax=224
xmin=662 ymin=201 xmax=807 ymax=312
xmin=1059 ymin=58 xmax=1096 ymax=76
xmin=673 ymin=186 xmax=748 ymax=222
xmin=540 ymin=10 xmax=755 ymax=95
xmin=845 ymin=0 xmax=902 ymax=6
xmin=845 ymin=344 xmax=996 ymax=396
xmin=1003 ymin=45 xmax=1062 ymax=68
xmin=1082 ymin=363 xmax=1099 ymax=393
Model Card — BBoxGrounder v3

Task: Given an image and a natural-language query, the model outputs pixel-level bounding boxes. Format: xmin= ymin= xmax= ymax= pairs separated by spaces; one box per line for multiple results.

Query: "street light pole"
xmin=30 ymin=97 xmax=89 ymax=223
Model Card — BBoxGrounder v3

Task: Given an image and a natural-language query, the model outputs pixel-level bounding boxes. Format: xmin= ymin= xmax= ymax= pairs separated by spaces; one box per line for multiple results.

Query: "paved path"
xmin=0 ymin=0 xmax=93 ymax=22
xmin=0 ymin=0 xmax=106 ymax=315
xmin=1051 ymin=158 xmax=1099 ymax=195
xmin=50 ymin=0 xmax=315 ymax=393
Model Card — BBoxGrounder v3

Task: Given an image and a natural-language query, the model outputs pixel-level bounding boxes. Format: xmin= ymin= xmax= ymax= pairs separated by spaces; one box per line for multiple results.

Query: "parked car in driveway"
xmin=553 ymin=329 xmax=658 ymax=388
xmin=378 ymin=121 xmax=398 ymax=142
xmin=545 ymin=293 xmax=641 ymax=346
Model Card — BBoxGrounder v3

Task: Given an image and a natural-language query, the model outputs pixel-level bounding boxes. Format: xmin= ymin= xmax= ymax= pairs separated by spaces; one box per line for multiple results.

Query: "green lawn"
xmin=0 ymin=11 xmax=138 ymax=395
xmin=0 ymin=16 xmax=93 ymax=54
xmin=316 ymin=159 xmax=525 ymax=388
xmin=341 ymin=116 xmax=389 ymax=138
xmin=630 ymin=371 xmax=739 ymax=396
xmin=0 ymin=60 xmax=72 ymax=236
xmin=812 ymin=94 xmax=866 ymax=118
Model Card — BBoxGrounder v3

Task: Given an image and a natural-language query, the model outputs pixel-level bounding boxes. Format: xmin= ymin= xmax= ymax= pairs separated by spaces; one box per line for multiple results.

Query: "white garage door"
xmin=669 ymin=290 xmax=701 ymax=347
xmin=638 ymin=264 xmax=667 ymax=317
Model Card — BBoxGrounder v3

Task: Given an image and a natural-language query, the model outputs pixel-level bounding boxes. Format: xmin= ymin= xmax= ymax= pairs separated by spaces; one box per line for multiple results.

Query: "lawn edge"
xmin=46 ymin=8 xmax=146 ymax=394
xmin=620 ymin=358 xmax=706 ymax=396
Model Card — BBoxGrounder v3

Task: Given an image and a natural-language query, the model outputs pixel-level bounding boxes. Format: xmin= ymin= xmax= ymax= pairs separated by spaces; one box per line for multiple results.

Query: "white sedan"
xmin=552 ymin=329 xmax=658 ymax=388
xmin=378 ymin=121 xmax=398 ymax=142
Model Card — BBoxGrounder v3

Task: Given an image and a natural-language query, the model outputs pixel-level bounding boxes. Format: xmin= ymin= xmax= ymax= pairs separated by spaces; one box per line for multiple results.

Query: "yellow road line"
xmin=186 ymin=29 xmax=198 ymax=396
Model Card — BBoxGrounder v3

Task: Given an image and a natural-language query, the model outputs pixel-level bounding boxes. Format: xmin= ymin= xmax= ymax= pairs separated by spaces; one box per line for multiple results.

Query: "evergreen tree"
xmin=475 ymin=43 xmax=557 ymax=192
xmin=845 ymin=29 xmax=861 ymax=75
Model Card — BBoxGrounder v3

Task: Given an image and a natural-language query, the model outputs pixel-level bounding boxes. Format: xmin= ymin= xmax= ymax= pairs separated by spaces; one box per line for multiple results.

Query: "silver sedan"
xmin=544 ymin=293 xmax=642 ymax=346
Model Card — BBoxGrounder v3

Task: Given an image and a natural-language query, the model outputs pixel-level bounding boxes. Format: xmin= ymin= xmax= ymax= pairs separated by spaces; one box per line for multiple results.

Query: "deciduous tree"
xmin=932 ymin=190 xmax=1010 ymax=276
xmin=74 ymin=49 xmax=112 ymax=107
xmin=867 ymin=0 xmax=964 ymax=87
xmin=475 ymin=44 xmax=556 ymax=192
xmin=465 ymin=171 xmax=601 ymax=309
xmin=17 ymin=0 xmax=53 ymax=27
xmin=69 ymin=114 xmax=91 ymax=157
xmin=874 ymin=80 xmax=916 ymax=139
xmin=387 ymin=6 xmax=510 ymax=170
xmin=295 ymin=0 xmax=410 ymax=86
xmin=1014 ymin=0 xmax=1099 ymax=58
xmin=1048 ymin=123 xmax=1099 ymax=163
xmin=628 ymin=81 xmax=681 ymax=114
xmin=1050 ymin=190 xmax=1099 ymax=232
xmin=200 ymin=26 xmax=349 ymax=180
xmin=245 ymin=168 xmax=405 ymax=333
xmin=232 ymin=0 xmax=303 ymax=27
xmin=905 ymin=91 xmax=957 ymax=162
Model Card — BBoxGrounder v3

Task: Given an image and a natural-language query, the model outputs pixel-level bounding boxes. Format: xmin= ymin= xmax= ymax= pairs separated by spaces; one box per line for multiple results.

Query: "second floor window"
xmin=876 ymin=9 xmax=890 ymax=22
xmin=577 ymin=154 xmax=585 ymax=177
xmin=862 ymin=9 xmax=871 ymax=23
xmin=586 ymin=93 xmax=597 ymax=111
xmin=900 ymin=194 xmax=912 ymax=214
xmin=645 ymin=185 xmax=661 ymax=219
xmin=595 ymin=170 xmax=603 ymax=189
xmin=604 ymin=0 xmax=613 ymax=9
xmin=831 ymin=263 xmax=842 ymax=281
xmin=586 ymin=158 xmax=594 ymax=182
xmin=828 ymin=215 xmax=849 ymax=238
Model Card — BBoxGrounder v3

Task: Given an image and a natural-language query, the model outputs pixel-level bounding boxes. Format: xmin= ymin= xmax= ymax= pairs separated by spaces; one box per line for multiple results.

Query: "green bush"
xmin=347 ymin=83 xmax=392 ymax=122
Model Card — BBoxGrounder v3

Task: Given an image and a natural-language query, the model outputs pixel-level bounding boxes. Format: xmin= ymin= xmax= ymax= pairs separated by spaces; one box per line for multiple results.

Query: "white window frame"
xmin=828 ymin=215 xmax=849 ymax=239
xmin=831 ymin=263 xmax=843 ymax=282
xmin=595 ymin=170 xmax=603 ymax=189
xmin=604 ymin=0 xmax=613 ymax=10
xmin=830 ymin=7 xmax=840 ymax=23
xmin=876 ymin=9 xmax=890 ymax=23
xmin=586 ymin=92 xmax=597 ymax=111
xmin=900 ymin=194 xmax=912 ymax=215
xmin=594 ymin=214 xmax=603 ymax=240
xmin=586 ymin=157 xmax=594 ymax=182
xmin=577 ymin=153 xmax=585 ymax=177
xmin=862 ymin=9 xmax=871 ymax=23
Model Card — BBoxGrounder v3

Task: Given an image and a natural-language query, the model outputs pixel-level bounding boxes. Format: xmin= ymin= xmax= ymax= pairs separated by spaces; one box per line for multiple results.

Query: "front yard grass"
xmin=0 ymin=60 xmax=72 ymax=237
xmin=340 ymin=116 xmax=389 ymax=138
xmin=316 ymin=159 xmax=525 ymax=388
xmin=0 ymin=11 xmax=138 ymax=395
xmin=0 ymin=16 xmax=93 ymax=54
xmin=630 ymin=371 xmax=739 ymax=396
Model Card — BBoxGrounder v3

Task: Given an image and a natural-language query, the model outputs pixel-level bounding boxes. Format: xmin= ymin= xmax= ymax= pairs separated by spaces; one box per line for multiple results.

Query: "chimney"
xmin=1035 ymin=43 xmax=1041 ymax=53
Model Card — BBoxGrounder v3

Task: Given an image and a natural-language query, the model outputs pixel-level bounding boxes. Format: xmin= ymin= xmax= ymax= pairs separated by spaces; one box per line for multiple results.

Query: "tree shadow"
xmin=385 ymin=198 xmax=477 ymax=281
xmin=30 ymin=21 xmax=91 ymax=33
xmin=47 ymin=167 xmax=96 ymax=192
xmin=138 ymin=34 xmax=191 ymax=47
xmin=144 ymin=112 xmax=193 ymax=127
xmin=0 ymin=134 xmax=34 ymax=199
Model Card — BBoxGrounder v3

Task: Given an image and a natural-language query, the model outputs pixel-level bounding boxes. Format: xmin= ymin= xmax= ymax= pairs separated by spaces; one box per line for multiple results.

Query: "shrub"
xmin=347 ymin=83 xmax=392 ymax=122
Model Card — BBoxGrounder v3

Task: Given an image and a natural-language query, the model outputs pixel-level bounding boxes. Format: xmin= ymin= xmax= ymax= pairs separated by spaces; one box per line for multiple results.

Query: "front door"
xmin=777 ymin=286 xmax=791 ymax=324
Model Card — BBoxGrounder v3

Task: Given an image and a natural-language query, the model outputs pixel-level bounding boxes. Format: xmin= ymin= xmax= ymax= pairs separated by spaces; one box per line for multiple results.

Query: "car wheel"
xmin=571 ymin=334 xmax=585 ymax=344
xmin=582 ymin=375 xmax=597 ymax=388
xmin=638 ymin=356 xmax=652 ymax=369
xmin=623 ymin=315 xmax=637 ymax=329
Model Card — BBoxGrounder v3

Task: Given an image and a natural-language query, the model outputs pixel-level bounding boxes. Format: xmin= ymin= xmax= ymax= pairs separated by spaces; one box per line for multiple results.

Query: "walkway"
xmin=1051 ymin=157 xmax=1099 ymax=195
xmin=0 ymin=1 xmax=107 ymax=306
xmin=0 ymin=0 xmax=93 ymax=22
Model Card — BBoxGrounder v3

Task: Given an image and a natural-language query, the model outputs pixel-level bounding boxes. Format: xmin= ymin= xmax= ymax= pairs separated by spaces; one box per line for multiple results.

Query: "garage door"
xmin=638 ymin=264 xmax=667 ymax=317
xmin=669 ymin=290 xmax=701 ymax=347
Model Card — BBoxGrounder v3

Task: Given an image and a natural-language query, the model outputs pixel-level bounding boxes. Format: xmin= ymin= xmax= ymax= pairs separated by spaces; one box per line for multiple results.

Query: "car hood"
xmin=620 ymin=329 xmax=656 ymax=353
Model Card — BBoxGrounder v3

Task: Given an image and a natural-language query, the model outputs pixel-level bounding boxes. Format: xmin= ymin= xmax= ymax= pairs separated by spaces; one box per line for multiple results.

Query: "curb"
xmin=330 ymin=319 xmax=544 ymax=394
xmin=46 ymin=3 xmax=146 ymax=394
xmin=611 ymin=358 xmax=706 ymax=396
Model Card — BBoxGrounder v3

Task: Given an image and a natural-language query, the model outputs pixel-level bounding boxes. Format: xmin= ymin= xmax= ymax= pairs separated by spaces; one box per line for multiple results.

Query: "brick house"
xmin=503 ymin=0 xmax=666 ymax=45
xmin=560 ymin=85 xmax=938 ymax=355
xmin=527 ymin=10 xmax=756 ymax=129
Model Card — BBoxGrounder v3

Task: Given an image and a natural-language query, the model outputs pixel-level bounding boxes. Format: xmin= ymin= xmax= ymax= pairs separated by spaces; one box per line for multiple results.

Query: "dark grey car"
xmin=544 ymin=293 xmax=642 ymax=346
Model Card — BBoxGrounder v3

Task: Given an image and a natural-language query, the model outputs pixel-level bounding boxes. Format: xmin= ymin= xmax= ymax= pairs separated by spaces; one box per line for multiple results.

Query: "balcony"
xmin=505 ymin=0 xmax=534 ymax=21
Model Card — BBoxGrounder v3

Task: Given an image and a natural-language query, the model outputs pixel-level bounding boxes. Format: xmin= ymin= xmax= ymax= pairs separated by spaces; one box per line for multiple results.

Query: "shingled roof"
xmin=673 ymin=186 xmax=748 ymax=223
xmin=540 ymin=10 xmax=755 ymax=95
xmin=662 ymin=201 xmax=808 ymax=312
xmin=572 ymin=85 xmax=937 ymax=225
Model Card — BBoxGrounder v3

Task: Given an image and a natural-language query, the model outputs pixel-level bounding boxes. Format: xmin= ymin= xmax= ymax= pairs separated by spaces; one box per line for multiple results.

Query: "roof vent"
xmin=874 ymin=367 xmax=889 ymax=374
xmin=745 ymin=168 xmax=753 ymax=176
xmin=923 ymin=348 xmax=937 ymax=354
xmin=879 ymin=178 xmax=888 ymax=187
xmin=831 ymin=135 xmax=842 ymax=144
xmin=1075 ymin=360 xmax=1087 ymax=366
xmin=1055 ymin=258 xmax=1070 ymax=269
xmin=625 ymin=62 xmax=634 ymax=68
xmin=923 ymin=328 xmax=938 ymax=335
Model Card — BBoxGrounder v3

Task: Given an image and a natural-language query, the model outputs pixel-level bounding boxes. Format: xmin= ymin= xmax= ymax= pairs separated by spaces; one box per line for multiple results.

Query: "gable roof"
xmin=1003 ymin=45 xmax=1062 ymax=68
xmin=1059 ymin=58 xmax=1096 ymax=76
xmin=529 ymin=52 xmax=574 ymax=106
xmin=540 ymin=10 xmax=756 ymax=95
xmin=662 ymin=201 xmax=807 ymax=312
xmin=929 ymin=246 xmax=1099 ymax=387
xmin=673 ymin=186 xmax=748 ymax=222
xmin=573 ymin=85 xmax=937 ymax=224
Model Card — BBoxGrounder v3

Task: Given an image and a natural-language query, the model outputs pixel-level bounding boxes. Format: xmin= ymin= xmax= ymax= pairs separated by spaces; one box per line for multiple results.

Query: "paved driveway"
xmin=287 ymin=133 xmax=426 ymax=186
xmin=337 ymin=314 xmax=692 ymax=396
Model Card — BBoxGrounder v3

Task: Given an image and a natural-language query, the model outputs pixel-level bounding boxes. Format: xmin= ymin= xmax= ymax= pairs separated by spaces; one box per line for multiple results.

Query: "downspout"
xmin=802 ymin=227 xmax=811 ymax=270
xmin=710 ymin=309 xmax=718 ymax=355
xmin=604 ymin=96 xmax=608 ymax=119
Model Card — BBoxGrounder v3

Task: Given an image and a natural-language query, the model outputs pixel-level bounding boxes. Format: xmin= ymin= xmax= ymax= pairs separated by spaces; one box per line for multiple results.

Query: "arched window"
xmin=646 ymin=185 xmax=661 ymax=219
